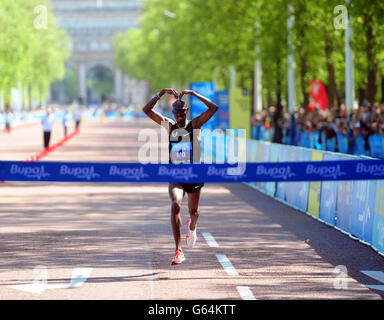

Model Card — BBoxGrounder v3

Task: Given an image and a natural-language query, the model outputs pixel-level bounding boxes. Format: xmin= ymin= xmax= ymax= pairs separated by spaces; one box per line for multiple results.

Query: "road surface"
xmin=0 ymin=117 xmax=383 ymax=300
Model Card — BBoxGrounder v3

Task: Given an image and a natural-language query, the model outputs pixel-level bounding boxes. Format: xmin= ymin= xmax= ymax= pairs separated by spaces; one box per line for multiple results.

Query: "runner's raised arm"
xmin=143 ymin=88 xmax=178 ymax=126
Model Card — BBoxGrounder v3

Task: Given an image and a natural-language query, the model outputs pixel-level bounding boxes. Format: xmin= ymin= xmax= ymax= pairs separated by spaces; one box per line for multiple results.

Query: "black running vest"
xmin=169 ymin=121 xmax=201 ymax=163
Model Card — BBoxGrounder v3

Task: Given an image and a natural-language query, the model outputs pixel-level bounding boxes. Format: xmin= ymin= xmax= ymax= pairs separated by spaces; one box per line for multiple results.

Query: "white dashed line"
xmin=202 ymin=232 xmax=219 ymax=247
xmin=236 ymin=286 xmax=256 ymax=300
xmin=216 ymin=254 xmax=239 ymax=276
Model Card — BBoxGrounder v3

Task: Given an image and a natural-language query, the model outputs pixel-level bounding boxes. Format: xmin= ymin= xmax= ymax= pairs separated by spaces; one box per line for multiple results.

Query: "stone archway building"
xmin=51 ymin=0 xmax=149 ymax=107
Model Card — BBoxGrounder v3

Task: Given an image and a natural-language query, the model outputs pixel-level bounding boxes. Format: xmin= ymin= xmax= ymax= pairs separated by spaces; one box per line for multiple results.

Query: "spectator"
xmin=41 ymin=108 xmax=55 ymax=149
xmin=62 ymin=109 xmax=70 ymax=137
xmin=251 ymin=102 xmax=384 ymax=158
xmin=4 ymin=108 xmax=13 ymax=133
xmin=74 ymin=107 xmax=82 ymax=130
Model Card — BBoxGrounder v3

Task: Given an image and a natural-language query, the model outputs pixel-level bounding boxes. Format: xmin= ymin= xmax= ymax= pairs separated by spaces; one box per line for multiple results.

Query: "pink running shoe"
xmin=171 ymin=249 xmax=185 ymax=265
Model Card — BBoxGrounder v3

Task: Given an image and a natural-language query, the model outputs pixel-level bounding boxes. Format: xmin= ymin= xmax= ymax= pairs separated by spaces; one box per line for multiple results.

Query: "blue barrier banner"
xmin=335 ymin=155 xmax=355 ymax=233
xmin=190 ymin=82 xmax=216 ymax=131
xmin=298 ymin=149 xmax=312 ymax=211
xmin=276 ymin=145 xmax=289 ymax=200
xmin=254 ymin=141 xmax=265 ymax=189
xmin=286 ymin=148 xmax=311 ymax=211
xmin=284 ymin=146 xmax=298 ymax=204
xmin=214 ymin=90 xmax=229 ymax=129
xmin=246 ymin=139 xmax=256 ymax=163
xmin=373 ymin=180 xmax=384 ymax=253
xmin=319 ymin=153 xmax=339 ymax=225
xmin=1 ymin=159 xmax=384 ymax=183
xmin=262 ymin=143 xmax=271 ymax=194
xmin=351 ymin=179 xmax=375 ymax=243
xmin=265 ymin=143 xmax=279 ymax=197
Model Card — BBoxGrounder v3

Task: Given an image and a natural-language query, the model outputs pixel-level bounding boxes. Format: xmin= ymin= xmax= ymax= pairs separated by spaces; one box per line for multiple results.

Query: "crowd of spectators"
xmin=251 ymin=103 xmax=384 ymax=158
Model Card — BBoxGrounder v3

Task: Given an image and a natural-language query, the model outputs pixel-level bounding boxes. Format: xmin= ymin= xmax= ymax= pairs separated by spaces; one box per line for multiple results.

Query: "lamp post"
xmin=345 ymin=0 xmax=354 ymax=113
xmin=287 ymin=4 xmax=295 ymax=114
xmin=254 ymin=22 xmax=262 ymax=113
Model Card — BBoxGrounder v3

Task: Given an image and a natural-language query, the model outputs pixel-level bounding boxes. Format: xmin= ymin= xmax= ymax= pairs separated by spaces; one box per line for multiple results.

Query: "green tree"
xmin=0 ymin=0 xmax=71 ymax=108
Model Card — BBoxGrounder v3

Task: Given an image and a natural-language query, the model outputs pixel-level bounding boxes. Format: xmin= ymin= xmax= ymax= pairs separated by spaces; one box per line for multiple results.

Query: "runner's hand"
xmin=179 ymin=90 xmax=194 ymax=99
xmin=161 ymin=88 xmax=178 ymax=98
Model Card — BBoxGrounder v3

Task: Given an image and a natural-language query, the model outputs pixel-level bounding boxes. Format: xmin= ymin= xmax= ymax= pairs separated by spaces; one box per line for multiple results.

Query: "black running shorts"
xmin=170 ymin=183 xmax=204 ymax=194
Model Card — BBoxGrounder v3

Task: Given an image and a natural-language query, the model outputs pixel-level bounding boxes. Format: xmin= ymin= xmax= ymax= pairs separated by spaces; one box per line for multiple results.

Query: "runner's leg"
xmin=168 ymin=184 xmax=185 ymax=250
xmin=187 ymin=190 xmax=201 ymax=231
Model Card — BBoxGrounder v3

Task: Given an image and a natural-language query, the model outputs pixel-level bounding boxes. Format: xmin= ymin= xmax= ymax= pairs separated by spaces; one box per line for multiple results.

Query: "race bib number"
xmin=170 ymin=142 xmax=192 ymax=163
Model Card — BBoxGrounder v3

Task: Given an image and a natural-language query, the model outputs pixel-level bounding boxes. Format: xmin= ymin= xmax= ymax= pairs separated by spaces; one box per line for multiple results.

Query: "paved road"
xmin=0 ymin=118 xmax=383 ymax=300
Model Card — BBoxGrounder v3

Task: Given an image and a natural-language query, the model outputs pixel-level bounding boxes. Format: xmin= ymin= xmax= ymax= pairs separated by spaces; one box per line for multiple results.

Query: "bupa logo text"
xmin=356 ymin=162 xmax=384 ymax=176
xmin=255 ymin=165 xmax=296 ymax=180
xmin=306 ymin=164 xmax=346 ymax=179
xmin=109 ymin=165 xmax=148 ymax=181
xmin=207 ymin=166 xmax=247 ymax=181
xmin=59 ymin=165 xmax=100 ymax=181
xmin=158 ymin=166 xmax=198 ymax=181
xmin=10 ymin=164 xmax=50 ymax=180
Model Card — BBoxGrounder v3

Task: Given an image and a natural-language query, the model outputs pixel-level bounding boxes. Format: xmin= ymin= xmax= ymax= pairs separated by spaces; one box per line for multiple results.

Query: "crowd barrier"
xmin=202 ymin=132 xmax=384 ymax=257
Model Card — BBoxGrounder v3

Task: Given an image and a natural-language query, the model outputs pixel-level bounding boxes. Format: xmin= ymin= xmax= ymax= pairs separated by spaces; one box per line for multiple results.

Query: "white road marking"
xmin=236 ymin=286 xmax=256 ymax=300
xmin=67 ymin=268 xmax=93 ymax=288
xmin=202 ymin=232 xmax=219 ymax=247
xmin=216 ymin=254 xmax=238 ymax=276
xmin=9 ymin=268 xmax=93 ymax=294
xmin=361 ymin=270 xmax=384 ymax=283
xmin=9 ymin=283 xmax=45 ymax=295
xmin=363 ymin=284 xmax=384 ymax=291
xmin=361 ymin=270 xmax=384 ymax=291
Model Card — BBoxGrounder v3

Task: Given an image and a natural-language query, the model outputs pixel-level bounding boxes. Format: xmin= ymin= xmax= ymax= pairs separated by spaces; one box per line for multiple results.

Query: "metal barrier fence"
xmin=203 ymin=133 xmax=384 ymax=257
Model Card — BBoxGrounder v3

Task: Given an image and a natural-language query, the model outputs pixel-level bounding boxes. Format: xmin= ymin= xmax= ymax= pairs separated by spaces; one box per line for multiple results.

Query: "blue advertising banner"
xmin=319 ymin=153 xmax=339 ymax=226
xmin=372 ymin=180 xmax=384 ymax=254
xmin=248 ymin=139 xmax=258 ymax=163
xmin=285 ymin=148 xmax=311 ymax=211
xmin=351 ymin=179 xmax=375 ymax=244
xmin=276 ymin=145 xmax=289 ymax=201
xmin=261 ymin=143 xmax=272 ymax=195
xmin=335 ymin=155 xmax=355 ymax=234
xmin=214 ymin=90 xmax=229 ymax=130
xmin=2 ymin=159 xmax=384 ymax=183
xmin=246 ymin=139 xmax=258 ymax=190
xmin=284 ymin=146 xmax=299 ymax=206
xmin=255 ymin=141 xmax=267 ymax=190
xmin=265 ymin=143 xmax=279 ymax=197
xmin=190 ymin=82 xmax=216 ymax=130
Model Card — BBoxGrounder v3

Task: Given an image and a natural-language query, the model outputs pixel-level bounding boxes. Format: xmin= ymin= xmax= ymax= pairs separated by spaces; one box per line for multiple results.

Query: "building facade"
xmin=51 ymin=0 xmax=149 ymax=107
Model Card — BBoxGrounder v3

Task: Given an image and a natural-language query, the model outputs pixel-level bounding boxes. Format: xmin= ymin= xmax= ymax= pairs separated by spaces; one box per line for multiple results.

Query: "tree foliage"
xmin=0 ymin=0 xmax=71 ymax=105
xmin=114 ymin=0 xmax=384 ymax=108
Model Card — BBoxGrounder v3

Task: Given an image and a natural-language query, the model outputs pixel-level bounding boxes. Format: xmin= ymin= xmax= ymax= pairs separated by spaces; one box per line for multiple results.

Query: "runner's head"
xmin=172 ymin=99 xmax=189 ymax=126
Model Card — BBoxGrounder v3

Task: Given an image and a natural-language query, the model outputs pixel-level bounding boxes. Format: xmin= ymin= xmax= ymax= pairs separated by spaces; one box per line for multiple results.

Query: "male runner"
xmin=143 ymin=88 xmax=218 ymax=264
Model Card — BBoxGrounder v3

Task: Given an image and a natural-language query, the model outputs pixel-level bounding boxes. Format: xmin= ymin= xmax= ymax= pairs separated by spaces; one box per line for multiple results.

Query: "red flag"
xmin=308 ymin=101 xmax=315 ymax=112
xmin=309 ymin=79 xmax=329 ymax=110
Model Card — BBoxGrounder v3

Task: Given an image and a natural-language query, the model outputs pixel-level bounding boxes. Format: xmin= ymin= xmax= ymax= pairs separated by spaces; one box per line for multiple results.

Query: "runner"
xmin=143 ymin=88 xmax=218 ymax=265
